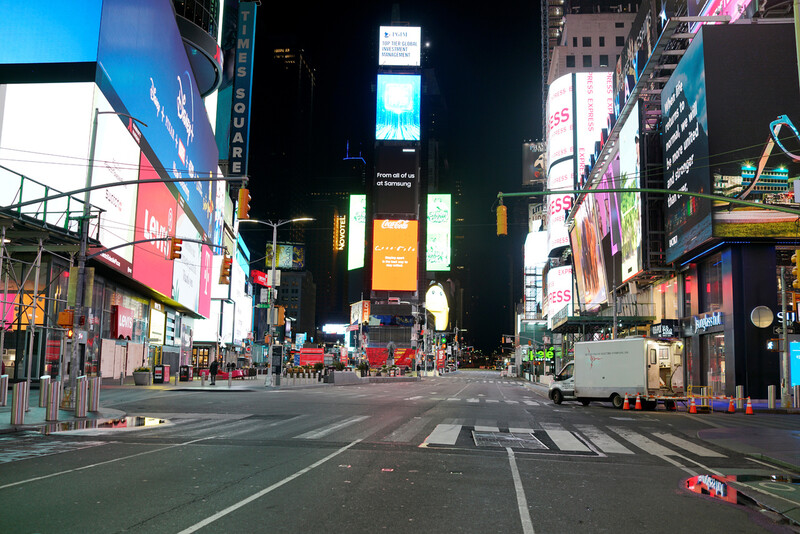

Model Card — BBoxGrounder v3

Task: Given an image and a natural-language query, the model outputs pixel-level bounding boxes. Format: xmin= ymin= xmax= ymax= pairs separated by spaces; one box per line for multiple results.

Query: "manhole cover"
xmin=473 ymin=431 xmax=548 ymax=450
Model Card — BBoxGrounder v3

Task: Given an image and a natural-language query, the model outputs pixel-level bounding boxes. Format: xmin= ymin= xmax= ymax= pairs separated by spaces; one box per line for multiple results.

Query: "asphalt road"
xmin=0 ymin=370 xmax=795 ymax=533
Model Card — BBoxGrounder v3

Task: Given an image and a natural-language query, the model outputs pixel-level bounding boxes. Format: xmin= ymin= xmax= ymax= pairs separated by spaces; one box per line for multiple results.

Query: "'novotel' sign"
xmin=694 ymin=312 xmax=724 ymax=333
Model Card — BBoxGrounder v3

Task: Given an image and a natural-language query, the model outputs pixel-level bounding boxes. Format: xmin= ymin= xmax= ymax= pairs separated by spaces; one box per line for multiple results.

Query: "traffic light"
xmin=169 ymin=237 xmax=183 ymax=260
xmin=496 ymin=204 xmax=508 ymax=236
xmin=219 ymin=254 xmax=233 ymax=285
xmin=792 ymin=249 xmax=800 ymax=289
xmin=237 ymin=188 xmax=251 ymax=220
xmin=66 ymin=327 xmax=74 ymax=339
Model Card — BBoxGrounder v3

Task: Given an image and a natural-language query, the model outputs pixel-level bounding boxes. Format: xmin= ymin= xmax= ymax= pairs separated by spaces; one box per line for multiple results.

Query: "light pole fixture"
xmin=239 ymin=217 xmax=313 ymax=386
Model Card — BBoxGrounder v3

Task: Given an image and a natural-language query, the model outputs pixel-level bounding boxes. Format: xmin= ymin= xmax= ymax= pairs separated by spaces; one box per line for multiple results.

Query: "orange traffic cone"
xmin=634 ymin=393 xmax=642 ymax=410
xmin=622 ymin=393 xmax=630 ymax=410
xmin=745 ymin=397 xmax=754 ymax=415
xmin=727 ymin=396 xmax=736 ymax=413
xmin=688 ymin=397 xmax=697 ymax=414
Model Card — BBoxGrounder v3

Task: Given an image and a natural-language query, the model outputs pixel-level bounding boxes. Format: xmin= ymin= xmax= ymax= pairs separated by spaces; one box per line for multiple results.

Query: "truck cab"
xmin=548 ymin=361 xmax=574 ymax=405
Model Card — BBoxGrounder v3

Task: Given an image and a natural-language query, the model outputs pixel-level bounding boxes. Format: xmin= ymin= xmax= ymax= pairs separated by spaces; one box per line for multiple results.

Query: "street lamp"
xmin=239 ymin=217 xmax=313 ymax=386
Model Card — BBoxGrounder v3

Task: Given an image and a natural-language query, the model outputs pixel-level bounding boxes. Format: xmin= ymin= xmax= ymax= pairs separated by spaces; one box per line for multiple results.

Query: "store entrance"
xmin=700 ymin=333 xmax=726 ymax=396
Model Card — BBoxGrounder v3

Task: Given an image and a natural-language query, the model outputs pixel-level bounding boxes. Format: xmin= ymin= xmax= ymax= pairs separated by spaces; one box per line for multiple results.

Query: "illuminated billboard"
xmin=266 ymin=244 xmax=306 ymax=270
xmin=570 ymin=195 xmax=607 ymax=312
xmin=371 ymin=219 xmax=419 ymax=291
xmin=376 ymin=74 xmax=421 ymax=141
xmin=348 ymin=195 xmax=367 ymax=270
xmin=375 ymin=145 xmax=419 ymax=214
xmin=618 ymin=102 xmax=642 ymax=281
xmin=662 ymin=25 xmax=800 ymax=263
xmin=379 ymin=26 xmax=421 ymax=67
xmin=427 ymin=194 xmax=451 ymax=271
xmin=546 ymin=265 xmax=573 ymax=330
xmin=523 ymin=143 xmax=546 ymax=186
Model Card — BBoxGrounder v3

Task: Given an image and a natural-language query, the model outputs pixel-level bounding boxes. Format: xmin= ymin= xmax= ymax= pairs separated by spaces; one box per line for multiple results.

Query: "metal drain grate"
xmin=472 ymin=431 xmax=548 ymax=450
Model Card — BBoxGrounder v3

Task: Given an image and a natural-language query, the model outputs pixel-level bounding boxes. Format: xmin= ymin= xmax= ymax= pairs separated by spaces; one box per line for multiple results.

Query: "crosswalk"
xmin=403 ymin=396 xmax=543 ymax=406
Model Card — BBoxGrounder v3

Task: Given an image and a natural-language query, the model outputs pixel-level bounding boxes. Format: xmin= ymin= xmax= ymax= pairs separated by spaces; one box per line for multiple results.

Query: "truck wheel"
xmin=611 ymin=393 xmax=624 ymax=409
xmin=552 ymin=389 xmax=563 ymax=405
xmin=643 ymin=400 xmax=658 ymax=411
xmin=579 ymin=398 xmax=590 ymax=406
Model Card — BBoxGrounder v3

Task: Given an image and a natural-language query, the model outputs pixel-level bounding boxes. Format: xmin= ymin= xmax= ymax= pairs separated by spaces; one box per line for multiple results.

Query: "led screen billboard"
xmin=523 ymin=143 xmax=546 ymax=186
xmin=374 ymin=146 xmax=418 ymax=214
xmin=348 ymin=195 xmax=367 ymax=270
xmin=618 ymin=102 xmax=642 ymax=281
xmin=662 ymin=25 xmax=800 ymax=263
xmin=372 ymin=219 xmax=419 ymax=291
xmin=570 ymin=194 xmax=607 ymax=312
xmin=379 ymin=26 xmax=421 ymax=67
xmin=265 ymin=244 xmax=306 ymax=270
xmin=427 ymin=194 xmax=451 ymax=271
xmin=546 ymin=265 xmax=573 ymax=330
xmin=172 ymin=206 xmax=202 ymax=314
xmin=376 ymin=74 xmax=421 ymax=141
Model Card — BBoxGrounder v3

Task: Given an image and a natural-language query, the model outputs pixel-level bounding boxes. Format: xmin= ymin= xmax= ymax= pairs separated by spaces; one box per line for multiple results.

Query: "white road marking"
xmin=447 ymin=398 xmax=460 ymax=401
xmin=295 ymin=415 xmax=369 ymax=440
xmin=383 ymin=417 xmax=431 ymax=443
xmin=523 ymin=400 xmax=539 ymax=406
xmin=405 ymin=396 xmax=424 ymax=401
xmin=652 ymin=432 xmax=726 ymax=457
xmin=574 ymin=425 xmax=633 ymax=455
xmin=474 ymin=419 xmax=500 ymax=432
xmin=424 ymin=424 xmax=462 ymax=445
xmin=486 ymin=399 xmax=500 ymax=404
xmin=609 ymin=426 xmax=676 ymax=456
xmin=178 ymin=440 xmax=362 ymax=534
xmin=505 ymin=400 xmax=519 ymax=404
xmin=506 ymin=448 xmax=535 ymax=534
xmin=466 ymin=398 xmax=479 ymax=403
xmin=545 ymin=430 xmax=589 ymax=452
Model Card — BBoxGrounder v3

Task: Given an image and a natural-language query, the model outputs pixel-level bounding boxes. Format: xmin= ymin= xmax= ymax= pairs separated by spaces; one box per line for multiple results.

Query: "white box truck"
xmin=548 ymin=337 xmax=684 ymax=409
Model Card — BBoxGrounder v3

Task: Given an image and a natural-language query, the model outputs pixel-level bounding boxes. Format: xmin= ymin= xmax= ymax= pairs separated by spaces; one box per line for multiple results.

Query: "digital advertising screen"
xmin=523 ymin=143 xmax=546 ymax=186
xmin=379 ymin=26 xmax=421 ymax=67
xmin=575 ymin=72 xmax=614 ymax=180
xmin=546 ymin=74 xmax=574 ymax=170
xmin=374 ymin=145 xmax=418 ymax=214
xmin=427 ymin=194 xmax=451 ymax=271
xmin=371 ymin=219 xmax=419 ymax=291
xmin=618 ymin=102 xmax=643 ymax=281
xmin=569 ymin=195 xmax=607 ymax=312
xmin=172 ymin=206 xmax=202 ymax=314
xmin=546 ymin=160 xmax=574 ymax=252
xmin=546 ymin=265 xmax=573 ymax=330
xmin=375 ymin=74 xmax=421 ymax=141
xmin=595 ymin=157 xmax=624 ymax=286
xmin=266 ymin=244 xmax=306 ymax=270
xmin=348 ymin=195 xmax=367 ymax=270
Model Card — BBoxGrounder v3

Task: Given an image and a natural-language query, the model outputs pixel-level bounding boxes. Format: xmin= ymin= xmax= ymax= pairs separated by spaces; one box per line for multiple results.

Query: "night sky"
xmin=248 ymin=1 xmax=542 ymax=354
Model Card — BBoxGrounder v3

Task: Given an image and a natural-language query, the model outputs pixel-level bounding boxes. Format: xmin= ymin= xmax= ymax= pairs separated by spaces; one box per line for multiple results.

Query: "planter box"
xmin=133 ymin=372 xmax=151 ymax=386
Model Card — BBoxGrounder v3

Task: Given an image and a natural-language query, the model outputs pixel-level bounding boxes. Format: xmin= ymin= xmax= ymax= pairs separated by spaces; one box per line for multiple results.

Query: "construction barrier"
xmin=39 ymin=375 xmax=51 ymax=408
xmin=0 ymin=374 xmax=7 ymax=407
xmin=46 ymin=380 xmax=61 ymax=421
xmin=10 ymin=382 xmax=27 ymax=425
xmin=88 ymin=377 xmax=100 ymax=412
xmin=75 ymin=375 xmax=88 ymax=418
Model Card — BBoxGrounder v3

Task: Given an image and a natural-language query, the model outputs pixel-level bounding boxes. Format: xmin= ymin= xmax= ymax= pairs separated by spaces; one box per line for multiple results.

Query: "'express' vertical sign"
xmin=229 ymin=2 xmax=257 ymax=176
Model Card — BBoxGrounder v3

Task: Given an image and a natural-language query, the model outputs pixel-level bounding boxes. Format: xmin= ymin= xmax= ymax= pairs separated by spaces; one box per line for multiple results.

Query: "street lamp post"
xmin=239 ymin=218 xmax=313 ymax=386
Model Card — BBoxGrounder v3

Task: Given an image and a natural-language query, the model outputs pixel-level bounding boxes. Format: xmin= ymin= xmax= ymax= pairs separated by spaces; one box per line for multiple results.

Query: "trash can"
xmin=153 ymin=365 xmax=165 ymax=384
xmin=179 ymin=365 xmax=192 ymax=382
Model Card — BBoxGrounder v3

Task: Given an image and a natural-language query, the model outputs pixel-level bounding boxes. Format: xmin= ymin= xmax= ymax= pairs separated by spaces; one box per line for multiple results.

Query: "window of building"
xmin=566 ymin=55 xmax=575 ymax=67
xmin=615 ymin=22 xmax=624 ymax=28
xmin=599 ymin=54 xmax=609 ymax=67
xmin=599 ymin=36 xmax=605 ymax=46
xmin=572 ymin=37 xmax=578 ymax=47
xmin=582 ymin=36 xmax=591 ymax=47
xmin=583 ymin=55 xmax=592 ymax=67
xmin=700 ymin=253 xmax=723 ymax=312
xmin=616 ymin=36 xmax=624 ymax=46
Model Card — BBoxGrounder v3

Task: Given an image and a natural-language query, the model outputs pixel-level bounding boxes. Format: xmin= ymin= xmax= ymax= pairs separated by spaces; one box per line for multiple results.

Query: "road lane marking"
xmin=505 ymin=400 xmax=519 ymax=404
xmin=574 ymin=425 xmax=633 ymax=455
xmin=383 ymin=417 xmax=431 ymax=443
xmin=545 ymin=430 xmax=589 ymax=452
xmin=523 ymin=400 xmax=539 ymax=406
xmin=486 ymin=399 xmax=500 ymax=404
xmin=405 ymin=396 xmax=424 ymax=401
xmin=506 ymin=448 xmax=535 ymax=534
xmin=466 ymin=398 xmax=479 ymax=403
xmin=609 ymin=427 xmax=677 ymax=456
xmin=446 ymin=398 xmax=460 ymax=401
xmin=424 ymin=424 xmax=462 ymax=445
xmin=295 ymin=415 xmax=369 ymax=440
xmin=178 ymin=439 xmax=362 ymax=534
xmin=652 ymin=433 xmax=726 ymax=457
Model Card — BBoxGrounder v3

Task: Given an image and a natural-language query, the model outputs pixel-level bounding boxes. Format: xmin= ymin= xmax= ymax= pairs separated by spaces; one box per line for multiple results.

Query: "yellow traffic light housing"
xmin=496 ymin=204 xmax=508 ymax=236
xmin=219 ymin=254 xmax=233 ymax=285
xmin=169 ymin=237 xmax=183 ymax=260
xmin=792 ymin=249 xmax=800 ymax=289
xmin=237 ymin=188 xmax=251 ymax=220
xmin=57 ymin=309 xmax=74 ymax=328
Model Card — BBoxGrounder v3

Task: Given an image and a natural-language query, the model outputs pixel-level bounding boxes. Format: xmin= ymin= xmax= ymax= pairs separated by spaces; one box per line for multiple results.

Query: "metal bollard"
xmin=11 ymin=382 xmax=26 ymax=425
xmin=46 ymin=380 xmax=61 ymax=421
xmin=75 ymin=376 xmax=88 ymax=418
xmin=768 ymin=385 xmax=776 ymax=410
xmin=794 ymin=385 xmax=800 ymax=408
xmin=0 ymin=374 xmax=8 ymax=407
xmin=735 ymin=385 xmax=744 ymax=410
xmin=39 ymin=375 xmax=51 ymax=408
xmin=88 ymin=377 xmax=100 ymax=412
xmin=228 ymin=374 xmax=232 ymax=388
xmin=23 ymin=379 xmax=30 ymax=412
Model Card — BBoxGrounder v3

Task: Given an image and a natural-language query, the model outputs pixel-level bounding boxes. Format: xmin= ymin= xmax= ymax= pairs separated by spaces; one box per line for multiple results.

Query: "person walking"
xmin=209 ymin=358 xmax=219 ymax=386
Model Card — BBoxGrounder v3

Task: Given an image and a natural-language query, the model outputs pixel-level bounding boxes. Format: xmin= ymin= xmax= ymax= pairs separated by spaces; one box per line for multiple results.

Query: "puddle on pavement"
xmin=39 ymin=416 xmax=169 ymax=435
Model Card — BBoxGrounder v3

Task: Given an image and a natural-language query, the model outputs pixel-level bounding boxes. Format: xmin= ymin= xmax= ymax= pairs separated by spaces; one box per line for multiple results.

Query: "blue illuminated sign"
xmin=791 ymin=341 xmax=800 ymax=388
xmin=376 ymin=74 xmax=421 ymax=141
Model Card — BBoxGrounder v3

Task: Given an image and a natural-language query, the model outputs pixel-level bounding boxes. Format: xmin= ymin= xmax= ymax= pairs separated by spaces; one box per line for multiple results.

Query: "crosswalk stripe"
xmin=545 ymin=430 xmax=589 ymax=452
xmin=508 ymin=427 xmax=534 ymax=434
xmin=652 ymin=432 xmax=726 ymax=457
xmin=466 ymin=398 xmax=479 ymax=403
xmin=609 ymin=426 xmax=675 ymax=456
xmin=505 ymin=400 xmax=519 ymax=404
xmin=405 ymin=396 xmax=423 ymax=401
xmin=475 ymin=420 xmax=499 ymax=432
xmin=523 ymin=400 xmax=539 ymax=406
xmin=425 ymin=423 xmax=462 ymax=445
xmin=447 ymin=398 xmax=459 ymax=402
xmin=575 ymin=424 xmax=633 ymax=454
xmin=295 ymin=415 xmax=369 ymax=440
xmin=486 ymin=399 xmax=500 ymax=403
xmin=383 ymin=417 xmax=431 ymax=443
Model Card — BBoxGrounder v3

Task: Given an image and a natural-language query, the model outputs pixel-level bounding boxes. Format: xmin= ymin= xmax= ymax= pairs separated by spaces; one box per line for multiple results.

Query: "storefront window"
xmin=654 ymin=278 xmax=680 ymax=321
xmin=700 ymin=254 xmax=723 ymax=312
xmin=702 ymin=333 xmax=726 ymax=396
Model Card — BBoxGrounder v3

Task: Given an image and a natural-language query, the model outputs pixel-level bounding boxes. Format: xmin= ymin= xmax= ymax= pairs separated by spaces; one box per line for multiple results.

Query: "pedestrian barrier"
xmin=10 ymin=381 xmax=27 ymax=425
xmin=0 ymin=374 xmax=8 ymax=407
xmin=622 ymin=393 xmax=630 ymax=410
xmin=88 ymin=377 xmax=100 ymax=412
xmin=745 ymin=396 xmax=754 ymax=415
xmin=75 ymin=375 xmax=88 ymax=418
xmin=39 ymin=375 xmax=51 ymax=408
xmin=46 ymin=380 xmax=61 ymax=422
xmin=634 ymin=393 xmax=642 ymax=410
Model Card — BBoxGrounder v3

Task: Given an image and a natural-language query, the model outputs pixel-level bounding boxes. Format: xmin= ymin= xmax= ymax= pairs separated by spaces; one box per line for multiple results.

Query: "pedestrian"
xmin=209 ymin=358 xmax=219 ymax=385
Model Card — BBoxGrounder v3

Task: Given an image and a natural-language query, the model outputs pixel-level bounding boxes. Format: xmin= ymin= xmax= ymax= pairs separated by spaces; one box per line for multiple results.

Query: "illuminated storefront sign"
xmin=333 ymin=215 xmax=347 ymax=252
